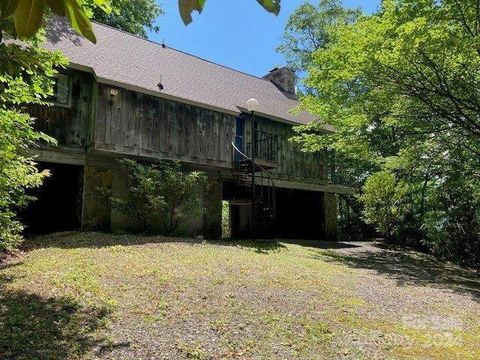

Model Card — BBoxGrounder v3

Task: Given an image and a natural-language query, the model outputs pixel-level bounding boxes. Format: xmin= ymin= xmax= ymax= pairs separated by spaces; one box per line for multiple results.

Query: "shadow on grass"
xmin=0 ymin=266 xmax=121 ymax=360
xmin=317 ymin=247 xmax=480 ymax=302
xmin=24 ymin=232 xmax=361 ymax=255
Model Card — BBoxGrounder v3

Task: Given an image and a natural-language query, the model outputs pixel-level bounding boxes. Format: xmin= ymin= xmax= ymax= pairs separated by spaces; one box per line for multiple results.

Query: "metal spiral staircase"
xmin=231 ymin=130 xmax=278 ymax=239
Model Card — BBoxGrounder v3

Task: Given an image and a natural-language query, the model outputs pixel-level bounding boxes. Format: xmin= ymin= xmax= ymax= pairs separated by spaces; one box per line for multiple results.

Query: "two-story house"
xmin=22 ymin=19 xmax=354 ymax=240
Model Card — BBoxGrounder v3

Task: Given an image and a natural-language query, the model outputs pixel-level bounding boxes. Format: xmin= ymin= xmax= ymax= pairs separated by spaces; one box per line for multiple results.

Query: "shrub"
xmin=360 ymin=171 xmax=410 ymax=242
xmin=113 ymin=159 xmax=207 ymax=235
xmin=423 ymin=178 xmax=480 ymax=269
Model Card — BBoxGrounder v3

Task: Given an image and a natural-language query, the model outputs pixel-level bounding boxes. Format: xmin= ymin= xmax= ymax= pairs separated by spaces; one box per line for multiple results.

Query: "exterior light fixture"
xmin=246 ymin=98 xmax=259 ymax=113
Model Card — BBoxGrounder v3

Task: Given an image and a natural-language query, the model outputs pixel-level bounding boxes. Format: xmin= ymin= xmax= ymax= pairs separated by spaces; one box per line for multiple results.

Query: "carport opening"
xmin=21 ymin=162 xmax=84 ymax=235
xmin=275 ymin=189 xmax=324 ymax=240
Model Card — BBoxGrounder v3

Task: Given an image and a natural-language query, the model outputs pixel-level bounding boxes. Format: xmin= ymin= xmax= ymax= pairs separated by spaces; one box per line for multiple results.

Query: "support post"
xmin=81 ymin=166 xmax=112 ymax=231
xmin=323 ymin=192 xmax=338 ymax=241
xmin=251 ymin=110 xmax=256 ymax=240
xmin=203 ymin=177 xmax=223 ymax=240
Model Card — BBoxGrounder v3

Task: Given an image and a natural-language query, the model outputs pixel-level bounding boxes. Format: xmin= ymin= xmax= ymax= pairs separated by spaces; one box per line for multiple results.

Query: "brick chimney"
xmin=263 ymin=67 xmax=296 ymax=96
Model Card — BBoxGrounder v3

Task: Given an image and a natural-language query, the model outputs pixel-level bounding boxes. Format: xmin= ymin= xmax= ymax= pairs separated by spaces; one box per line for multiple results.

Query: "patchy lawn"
xmin=1 ymin=233 xmax=479 ymax=360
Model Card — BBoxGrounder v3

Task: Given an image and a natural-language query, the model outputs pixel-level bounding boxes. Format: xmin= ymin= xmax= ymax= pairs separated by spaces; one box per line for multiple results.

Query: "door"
xmin=234 ymin=116 xmax=245 ymax=161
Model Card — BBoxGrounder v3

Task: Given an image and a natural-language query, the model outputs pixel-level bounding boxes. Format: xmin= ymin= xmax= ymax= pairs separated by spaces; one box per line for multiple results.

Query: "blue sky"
xmin=147 ymin=1 xmax=380 ymax=77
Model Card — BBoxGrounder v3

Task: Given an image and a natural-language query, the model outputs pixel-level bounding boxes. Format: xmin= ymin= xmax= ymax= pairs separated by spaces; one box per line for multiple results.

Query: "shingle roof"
xmin=44 ymin=19 xmax=317 ymax=126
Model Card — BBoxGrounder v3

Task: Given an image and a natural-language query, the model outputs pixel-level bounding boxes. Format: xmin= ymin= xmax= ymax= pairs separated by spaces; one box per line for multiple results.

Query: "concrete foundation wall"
xmin=202 ymin=177 xmax=223 ymax=240
xmin=81 ymin=166 xmax=112 ymax=230
xmin=79 ymin=159 xmax=337 ymax=241
xmin=322 ymin=193 xmax=338 ymax=241
xmin=81 ymin=162 xmax=221 ymax=239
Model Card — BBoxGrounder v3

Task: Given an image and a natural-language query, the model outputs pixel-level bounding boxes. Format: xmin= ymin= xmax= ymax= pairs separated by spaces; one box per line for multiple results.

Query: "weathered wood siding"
xmin=95 ymin=85 xmax=236 ymax=167
xmin=95 ymin=84 xmax=327 ymax=183
xmin=245 ymin=116 xmax=328 ymax=183
xmin=30 ymin=69 xmax=93 ymax=148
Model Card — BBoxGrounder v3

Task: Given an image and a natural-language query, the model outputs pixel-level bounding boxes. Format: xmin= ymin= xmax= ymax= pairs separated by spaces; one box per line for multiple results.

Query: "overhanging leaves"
xmin=257 ymin=0 xmax=280 ymax=15
xmin=1 ymin=0 xmax=20 ymax=17
xmin=179 ymin=0 xmax=280 ymax=25
xmin=178 ymin=0 xmax=205 ymax=25
xmin=63 ymin=0 xmax=96 ymax=43
xmin=14 ymin=0 xmax=45 ymax=39
xmin=3 ymin=0 xmax=96 ymax=42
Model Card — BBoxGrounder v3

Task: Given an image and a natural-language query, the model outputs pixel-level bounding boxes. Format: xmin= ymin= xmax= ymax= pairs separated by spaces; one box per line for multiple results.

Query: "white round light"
xmin=246 ymin=98 xmax=259 ymax=112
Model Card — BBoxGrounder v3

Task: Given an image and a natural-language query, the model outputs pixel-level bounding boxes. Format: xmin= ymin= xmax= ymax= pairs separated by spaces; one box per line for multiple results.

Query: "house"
xmin=23 ymin=19 xmax=354 ymax=240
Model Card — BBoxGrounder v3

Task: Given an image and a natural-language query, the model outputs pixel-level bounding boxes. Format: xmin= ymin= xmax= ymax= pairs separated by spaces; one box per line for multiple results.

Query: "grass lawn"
xmin=1 ymin=233 xmax=479 ymax=359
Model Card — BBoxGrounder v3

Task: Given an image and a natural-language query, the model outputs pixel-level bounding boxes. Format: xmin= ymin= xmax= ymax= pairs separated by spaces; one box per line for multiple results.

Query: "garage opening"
xmin=21 ymin=162 xmax=84 ymax=235
xmin=275 ymin=189 xmax=324 ymax=240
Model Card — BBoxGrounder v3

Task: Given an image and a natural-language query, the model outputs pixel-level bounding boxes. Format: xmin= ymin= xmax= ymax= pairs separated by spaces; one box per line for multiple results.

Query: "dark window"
xmin=50 ymin=74 xmax=71 ymax=107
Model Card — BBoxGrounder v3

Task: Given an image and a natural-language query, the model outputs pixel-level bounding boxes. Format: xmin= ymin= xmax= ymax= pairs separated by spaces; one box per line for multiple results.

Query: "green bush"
xmin=422 ymin=179 xmax=480 ymax=269
xmin=113 ymin=159 xmax=207 ymax=235
xmin=360 ymin=171 xmax=410 ymax=242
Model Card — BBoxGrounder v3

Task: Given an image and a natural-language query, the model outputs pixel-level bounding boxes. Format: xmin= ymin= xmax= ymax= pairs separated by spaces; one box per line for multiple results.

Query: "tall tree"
xmin=277 ymin=0 xmax=361 ymax=79
xmin=293 ymin=0 xmax=480 ymax=266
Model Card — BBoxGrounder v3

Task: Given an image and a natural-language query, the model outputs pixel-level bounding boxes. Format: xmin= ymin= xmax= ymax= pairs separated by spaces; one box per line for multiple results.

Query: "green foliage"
xmin=277 ymin=0 xmax=360 ymax=80
xmin=292 ymin=0 xmax=480 ymax=267
xmin=113 ymin=159 xmax=207 ymax=235
xmin=89 ymin=0 xmax=163 ymax=38
xmin=0 ymin=0 xmax=109 ymax=42
xmin=221 ymin=201 xmax=231 ymax=239
xmin=360 ymin=171 xmax=409 ymax=241
xmin=0 ymin=26 xmax=65 ymax=250
xmin=422 ymin=177 xmax=480 ymax=268
xmin=179 ymin=0 xmax=280 ymax=25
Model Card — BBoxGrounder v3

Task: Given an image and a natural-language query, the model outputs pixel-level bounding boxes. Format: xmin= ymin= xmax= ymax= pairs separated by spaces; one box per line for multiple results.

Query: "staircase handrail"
xmin=231 ymin=141 xmax=277 ymax=199
xmin=231 ymin=141 xmax=252 ymax=162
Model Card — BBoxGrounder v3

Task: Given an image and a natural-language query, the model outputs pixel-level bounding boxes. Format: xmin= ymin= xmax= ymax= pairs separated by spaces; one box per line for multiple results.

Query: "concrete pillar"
xmin=203 ymin=177 xmax=223 ymax=240
xmin=81 ymin=166 xmax=112 ymax=230
xmin=110 ymin=168 xmax=139 ymax=232
xmin=323 ymin=192 xmax=338 ymax=241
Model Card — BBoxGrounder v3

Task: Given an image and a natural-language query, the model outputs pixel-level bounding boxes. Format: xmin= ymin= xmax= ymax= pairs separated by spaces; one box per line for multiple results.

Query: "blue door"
xmin=234 ymin=116 xmax=245 ymax=161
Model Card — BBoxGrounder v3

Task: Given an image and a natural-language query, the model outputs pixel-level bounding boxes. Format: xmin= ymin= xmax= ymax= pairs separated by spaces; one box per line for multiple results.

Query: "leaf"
xmin=14 ymin=0 xmax=45 ymax=39
xmin=46 ymin=0 xmax=65 ymax=16
xmin=179 ymin=0 xmax=205 ymax=25
xmin=1 ymin=0 xmax=20 ymax=17
xmin=257 ymin=0 xmax=280 ymax=15
xmin=63 ymin=0 xmax=96 ymax=43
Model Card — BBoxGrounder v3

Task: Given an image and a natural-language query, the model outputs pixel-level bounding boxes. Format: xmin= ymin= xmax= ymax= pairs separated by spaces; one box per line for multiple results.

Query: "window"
xmin=51 ymin=74 xmax=71 ymax=107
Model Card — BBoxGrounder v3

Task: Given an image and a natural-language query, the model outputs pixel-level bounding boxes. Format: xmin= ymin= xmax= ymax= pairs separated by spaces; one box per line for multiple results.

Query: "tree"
xmin=360 ymin=171 xmax=409 ymax=241
xmin=293 ymin=0 xmax=480 ymax=267
xmin=277 ymin=0 xmax=360 ymax=79
xmin=89 ymin=0 xmax=163 ymax=38
xmin=113 ymin=160 xmax=207 ymax=235
xmin=278 ymin=1 xmax=364 ymax=240
xmin=0 ymin=27 xmax=66 ymax=250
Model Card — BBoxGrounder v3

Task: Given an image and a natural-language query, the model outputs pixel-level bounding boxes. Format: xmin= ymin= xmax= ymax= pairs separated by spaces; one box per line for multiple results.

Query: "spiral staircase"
xmin=231 ymin=130 xmax=279 ymax=239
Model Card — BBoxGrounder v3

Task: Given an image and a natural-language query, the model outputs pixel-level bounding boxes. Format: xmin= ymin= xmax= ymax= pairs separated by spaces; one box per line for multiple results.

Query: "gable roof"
xmin=44 ymin=19 xmax=318 ymax=126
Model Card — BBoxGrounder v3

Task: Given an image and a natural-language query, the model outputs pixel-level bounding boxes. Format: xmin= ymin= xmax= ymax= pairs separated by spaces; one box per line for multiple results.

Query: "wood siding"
xmin=95 ymin=84 xmax=236 ymax=168
xmin=95 ymin=84 xmax=328 ymax=184
xmin=30 ymin=70 xmax=93 ymax=148
xmin=245 ymin=116 xmax=328 ymax=183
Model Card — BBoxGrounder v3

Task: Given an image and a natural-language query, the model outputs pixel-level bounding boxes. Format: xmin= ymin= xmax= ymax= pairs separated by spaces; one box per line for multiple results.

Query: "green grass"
xmin=1 ymin=232 xmax=479 ymax=359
